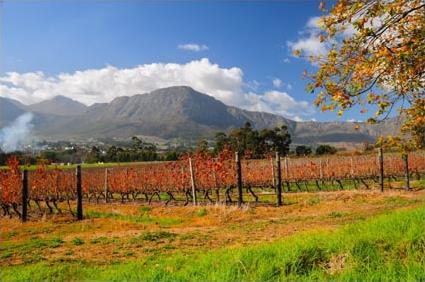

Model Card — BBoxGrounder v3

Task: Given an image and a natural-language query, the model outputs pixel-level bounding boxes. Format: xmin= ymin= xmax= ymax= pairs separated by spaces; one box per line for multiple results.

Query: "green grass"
xmin=84 ymin=209 xmax=183 ymax=227
xmin=0 ymin=236 xmax=65 ymax=264
xmin=2 ymin=207 xmax=424 ymax=281
xmin=0 ymin=161 xmax=162 ymax=171
xmin=131 ymin=231 xmax=176 ymax=242
xmin=71 ymin=237 xmax=84 ymax=246
xmin=196 ymin=207 xmax=208 ymax=217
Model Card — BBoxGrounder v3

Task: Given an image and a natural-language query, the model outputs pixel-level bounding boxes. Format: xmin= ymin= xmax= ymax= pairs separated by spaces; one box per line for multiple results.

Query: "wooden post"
xmin=319 ymin=159 xmax=323 ymax=179
xmin=21 ymin=170 xmax=28 ymax=223
xmin=378 ymin=147 xmax=384 ymax=192
xmin=285 ymin=157 xmax=289 ymax=180
xmin=423 ymin=151 xmax=425 ymax=175
xmin=76 ymin=165 xmax=83 ymax=220
xmin=350 ymin=156 xmax=354 ymax=178
xmin=235 ymin=152 xmax=243 ymax=207
xmin=402 ymin=153 xmax=411 ymax=191
xmin=275 ymin=152 xmax=282 ymax=206
xmin=189 ymin=158 xmax=197 ymax=205
xmin=271 ymin=157 xmax=276 ymax=188
xmin=104 ymin=168 xmax=109 ymax=203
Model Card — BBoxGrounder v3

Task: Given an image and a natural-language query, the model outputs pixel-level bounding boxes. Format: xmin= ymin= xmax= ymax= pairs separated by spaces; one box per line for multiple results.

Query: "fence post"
xmin=378 ymin=147 xmax=384 ymax=192
xmin=285 ymin=157 xmax=289 ymax=180
xmin=319 ymin=159 xmax=323 ymax=179
xmin=402 ymin=153 xmax=411 ymax=191
xmin=189 ymin=158 xmax=197 ymax=205
xmin=275 ymin=151 xmax=282 ymax=206
xmin=271 ymin=157 xmax=276 ymax=188
xmin=76 ymin=165 xmax=83 ymax=220
xmin=21 ymin=170 xmax=28 ymax=223
xmin=235 ymin=152 xmax=243 ymax=207
xmin=104 ymin=168 xmax=109 ymax=203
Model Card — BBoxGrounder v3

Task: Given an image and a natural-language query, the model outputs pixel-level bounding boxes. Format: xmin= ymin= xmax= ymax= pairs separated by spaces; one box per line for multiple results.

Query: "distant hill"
xmin=0 ymin=86 xmax=402 ymax=144
xmin=27 ymin=95 xmax=87 ymax=116
xmin=0 ymin=97 xmax=27 ymax=127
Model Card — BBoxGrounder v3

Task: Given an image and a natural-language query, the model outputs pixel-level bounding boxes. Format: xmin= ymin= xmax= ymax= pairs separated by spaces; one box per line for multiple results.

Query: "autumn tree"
xmin=301 ymin=0 xmax=425 ymax=148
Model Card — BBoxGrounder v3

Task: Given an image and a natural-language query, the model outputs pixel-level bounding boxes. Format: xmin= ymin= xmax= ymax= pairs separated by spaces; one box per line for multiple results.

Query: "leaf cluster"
xmin=303 ymin=0 xmax=425 ymax=148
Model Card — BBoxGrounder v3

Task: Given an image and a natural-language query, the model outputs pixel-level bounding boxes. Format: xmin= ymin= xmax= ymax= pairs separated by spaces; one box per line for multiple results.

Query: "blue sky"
xmin=0 ymin=0 xmax=365 ymax=122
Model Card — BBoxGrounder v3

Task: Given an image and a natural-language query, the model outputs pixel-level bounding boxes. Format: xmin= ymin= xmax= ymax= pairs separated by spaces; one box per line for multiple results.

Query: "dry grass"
xmin=1 ymin=189 xmax=424 ymax=267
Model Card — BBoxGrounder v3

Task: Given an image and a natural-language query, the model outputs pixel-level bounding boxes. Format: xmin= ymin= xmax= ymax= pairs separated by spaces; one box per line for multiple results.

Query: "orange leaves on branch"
xmin=308 ymin=0 xmax=425 ymax=148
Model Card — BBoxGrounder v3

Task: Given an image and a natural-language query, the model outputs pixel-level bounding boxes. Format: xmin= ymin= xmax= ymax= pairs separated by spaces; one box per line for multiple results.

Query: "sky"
xmin=0 ymin=0 xmax=365 ymax=123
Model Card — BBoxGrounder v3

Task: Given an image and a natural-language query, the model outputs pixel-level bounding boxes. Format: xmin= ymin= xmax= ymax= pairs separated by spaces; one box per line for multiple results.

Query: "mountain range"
xmin=0 ymin=86 xmax=402 ymax=145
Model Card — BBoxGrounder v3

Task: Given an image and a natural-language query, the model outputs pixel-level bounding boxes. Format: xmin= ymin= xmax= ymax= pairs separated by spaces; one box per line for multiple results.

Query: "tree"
xmin=164 ymin=151 xmax=179 ymax=161
xmin=301 ymin=0 xmax=425 ymax=148
xmin=213 ymin=132 xmax=229 ymax=154
xmin=213 ymin=123 xmax=291 ymax=158
xmin=131 ymin=136 xmax=144 ymax=151
xmin=106 ymin=146 xmax=118 ymax=162
xmin=295 ymin=145 xmax=312 ymax=156
xmin=315 ymin=144 xmax=337 ymax=155
xmin=196 ymin=139 xmax=209 ymax=154
xmin=260 ymin=125 xmax=292 ymax=156
xmin=227 ymin=122 xmax=261 ymax=157
xmin=85 ymin=146 xmax=101 ymax=163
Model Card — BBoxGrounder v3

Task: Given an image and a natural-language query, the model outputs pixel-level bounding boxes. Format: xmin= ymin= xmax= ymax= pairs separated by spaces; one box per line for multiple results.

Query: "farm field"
xmin=1 ymin=188 xmax=424 ymax=281
xmin=0 ymin=161 xmax=160 ymax=171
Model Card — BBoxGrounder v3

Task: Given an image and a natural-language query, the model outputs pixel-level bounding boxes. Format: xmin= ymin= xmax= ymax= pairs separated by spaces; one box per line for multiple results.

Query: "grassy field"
xmin=0 ymin=161 xmax=162 ymax=171
xmin=1 ymin=189 xmax=424 ymax=281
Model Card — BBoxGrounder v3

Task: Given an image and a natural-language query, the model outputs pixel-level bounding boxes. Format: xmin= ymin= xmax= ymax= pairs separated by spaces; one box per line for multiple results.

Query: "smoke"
xmin=0 ymin=113 xmax=34 ymax=153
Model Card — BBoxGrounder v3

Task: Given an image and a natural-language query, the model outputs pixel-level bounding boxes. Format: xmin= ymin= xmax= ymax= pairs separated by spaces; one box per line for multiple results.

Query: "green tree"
xmin=196 ymin=139 xmax=209 ymax=154
xmin=260 ymin=125 xmax=292 ymax=156
xmin=213 ymin=132 xmax=229 ymax=154
xmin=295 ymin=145 xmax=312 ymax=156
xmin=131 ymin=136 xmax=144 ymax=151
xmin=315 ymin=144 xmax=337 ymax=155
xmin=214 ymin=123 xmax=292 ymax=158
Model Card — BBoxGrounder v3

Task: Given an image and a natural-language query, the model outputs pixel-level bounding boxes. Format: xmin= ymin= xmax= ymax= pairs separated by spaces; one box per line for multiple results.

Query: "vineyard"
xmin=1 ymin=149 xmax=424 ymax=220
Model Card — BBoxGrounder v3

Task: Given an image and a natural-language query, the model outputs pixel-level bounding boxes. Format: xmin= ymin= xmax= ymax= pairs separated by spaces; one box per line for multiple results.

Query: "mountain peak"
xmin=28 ymin=95 xmax=87 ymax=116
xmin=13 ymin=86 xmax=400 ymax=144
xmin=51 ymin=95 xmax=79 ymax=103
xmin=151 ymin=85 xmax=195 ymax=93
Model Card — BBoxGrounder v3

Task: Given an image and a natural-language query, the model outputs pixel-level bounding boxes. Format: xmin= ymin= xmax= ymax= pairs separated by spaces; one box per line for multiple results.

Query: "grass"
xmin=0 ymin=161 xmax=162 ymax=171
xmin=133 ymin=231 xmax=176 ymax=242
xmin=71 ymin=237 xmax=84 ymax=246
xmin=84 ymin=208 xmax=183 ymax=227
xmin=1 ymin=207 xmax=424 ymax=281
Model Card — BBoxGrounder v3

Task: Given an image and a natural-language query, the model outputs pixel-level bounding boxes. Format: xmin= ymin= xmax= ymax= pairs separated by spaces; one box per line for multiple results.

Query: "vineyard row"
xmin=1 ymin=150 xmax=424 ymax=221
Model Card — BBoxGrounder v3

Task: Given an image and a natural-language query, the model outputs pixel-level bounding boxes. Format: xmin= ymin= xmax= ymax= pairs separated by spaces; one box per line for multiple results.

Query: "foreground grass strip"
xmin=2 ymin=207 xmax=424 ymax=281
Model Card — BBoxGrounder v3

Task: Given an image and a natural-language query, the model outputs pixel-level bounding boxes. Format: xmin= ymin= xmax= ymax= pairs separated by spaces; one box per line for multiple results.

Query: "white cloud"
xmin=287 ymin=17 xmax=328 ymax=57
xmin=286 ymin=83 xmax=293 ymax=90
xmin=288 ymin=15 xmax=385 ymax=59
xmin=306 ymin=16 xmax=322 ymax=29
xmin=177 ymin=43 xmax=209 ymax=52
xmin=288 ymin=35 xmax=328 ymax=57
xmin=272 ymin=78 xmax=283 ymax=88
xmin=282 ymin=58 xmax=290 ymax=63
xmin=346 ymin=118 xmax=363 ymax=123
xmin=245 ymin=80 xmax=260 ymax=91
xmin=0 ymin=58 xmax=314 ymax=120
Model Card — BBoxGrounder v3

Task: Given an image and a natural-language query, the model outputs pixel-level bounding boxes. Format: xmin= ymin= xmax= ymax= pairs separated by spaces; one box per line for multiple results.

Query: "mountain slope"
xmin=0 ymin=97 xmax=27 ymax=127
xmin=1 ymin=87 xmax=402 ymax=144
